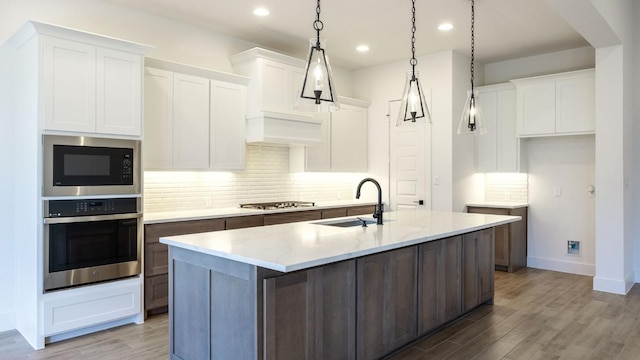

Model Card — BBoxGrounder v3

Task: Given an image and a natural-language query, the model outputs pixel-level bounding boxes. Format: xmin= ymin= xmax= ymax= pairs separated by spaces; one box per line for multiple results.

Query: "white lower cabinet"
xmin=512 ymin=69 xmax=595 ymax=137
xmin=144 ymin=59 xmax=249 ymax=170
xmin=476 ymin=83 xmax=523 ymax=172
xmin=43 ymin=278 xmax=142 ymax=337
xmin=292 ymin=97 xmax=370 ymax=172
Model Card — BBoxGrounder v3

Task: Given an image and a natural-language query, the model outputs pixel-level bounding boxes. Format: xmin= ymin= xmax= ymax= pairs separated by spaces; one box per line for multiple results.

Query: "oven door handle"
xmin=44 ymin=212 xmax=142 ymax=224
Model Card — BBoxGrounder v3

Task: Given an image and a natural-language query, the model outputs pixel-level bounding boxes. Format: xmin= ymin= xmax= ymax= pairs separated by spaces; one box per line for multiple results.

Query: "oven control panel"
xmin=45 ymin=198 xmax=139 ymax=217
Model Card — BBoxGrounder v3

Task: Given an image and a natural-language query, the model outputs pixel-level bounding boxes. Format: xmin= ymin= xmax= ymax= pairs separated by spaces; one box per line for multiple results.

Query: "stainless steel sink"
xmin=314 ymin=218 xmax=377 ymax=227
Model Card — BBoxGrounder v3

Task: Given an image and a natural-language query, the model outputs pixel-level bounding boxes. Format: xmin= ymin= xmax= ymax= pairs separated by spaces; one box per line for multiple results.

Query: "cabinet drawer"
xmin=264 ymin=210 xmax=321 ymax=225
xmin=225 ymin=215 xmax=264 ymax=230
xmin=145 ymin=218 xmax=226 ymax=244
xmin=467 ymin=206 xmax=509 ymax=216
xmin=346 ymin=205 xmax=376 ymax=217
xmin=322 ymin=208 xmax=347 ymax=219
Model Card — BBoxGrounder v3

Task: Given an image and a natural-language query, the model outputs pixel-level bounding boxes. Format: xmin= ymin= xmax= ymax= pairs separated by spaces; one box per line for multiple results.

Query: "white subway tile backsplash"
xmin=144 ymin=145 xmax=364 ymax=213
xmin=483 ymin=173 xmax=528 ymax=203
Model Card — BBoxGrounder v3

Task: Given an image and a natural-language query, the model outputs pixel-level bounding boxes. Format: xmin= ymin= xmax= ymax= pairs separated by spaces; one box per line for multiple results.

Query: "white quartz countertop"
xmin=143 ymin=200 xmax=378 ymax=224
xmin=160 ymin=209 xmax=520 ymax=273
xmin=466 ymin=202 xmax=529 ymax=209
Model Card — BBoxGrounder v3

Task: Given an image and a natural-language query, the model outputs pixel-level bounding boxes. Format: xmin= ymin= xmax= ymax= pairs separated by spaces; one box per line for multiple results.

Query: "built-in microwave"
xmin=43 ymin=135 xmax=141 ymax=197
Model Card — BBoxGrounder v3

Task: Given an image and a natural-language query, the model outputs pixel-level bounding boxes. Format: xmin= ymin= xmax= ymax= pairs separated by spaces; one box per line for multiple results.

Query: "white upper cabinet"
xmin=512 ymin=69 xmax=595 ymax=137
xmin=96 ymin=48 xmax=142 ymax=135
xmin=210 ymin=80 xmax=247 ymax=170
xmin=143 ymin=67 xmax=173 ymax=169
xmin=41 ymin=34 xmax=146 ymax=136
xmin=291 ymin=97 xmax=370 ymax=173
xmin=143 ymin=58 xmax=249 ymax=171
xmin=331 ymin=102 xmax=368 ymax=173
xmin=476 ymin=83 xmax=524 ymax=172
xmin=42 ymin=37 xmax=97 ymax=133
xmin=172 ymin=73 xmax=210 ymax=169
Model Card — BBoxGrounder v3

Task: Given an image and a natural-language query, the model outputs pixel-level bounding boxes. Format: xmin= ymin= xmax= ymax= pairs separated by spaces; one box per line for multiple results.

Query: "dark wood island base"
xmin=166 ymin=227 xmax=494 ymax=360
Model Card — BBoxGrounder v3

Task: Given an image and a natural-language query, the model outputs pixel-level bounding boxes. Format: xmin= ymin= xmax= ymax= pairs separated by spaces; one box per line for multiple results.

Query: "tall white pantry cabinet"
xmin=1 ymin=21 xmax=151 ymax=349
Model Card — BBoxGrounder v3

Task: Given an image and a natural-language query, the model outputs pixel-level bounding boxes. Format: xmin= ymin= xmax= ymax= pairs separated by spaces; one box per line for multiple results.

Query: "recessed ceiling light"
xmin=356 ymin=45 xmax=370 ymax=52
xmin=438 ymin=23 xmax=454 ymax=31
xmin=253 ymin=8 xmax=270 ymax=16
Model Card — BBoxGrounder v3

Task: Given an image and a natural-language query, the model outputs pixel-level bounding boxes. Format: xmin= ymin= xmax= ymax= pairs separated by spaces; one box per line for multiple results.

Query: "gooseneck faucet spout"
xmin=355 ymin=177 xmax=383 ymax=225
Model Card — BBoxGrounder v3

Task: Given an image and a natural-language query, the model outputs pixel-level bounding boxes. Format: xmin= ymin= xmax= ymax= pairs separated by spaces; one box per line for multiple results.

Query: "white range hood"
xmin=245 ymin=111 xmax=322 ymax=146
xmin=230 ymin=47 xmax=322 ymax=146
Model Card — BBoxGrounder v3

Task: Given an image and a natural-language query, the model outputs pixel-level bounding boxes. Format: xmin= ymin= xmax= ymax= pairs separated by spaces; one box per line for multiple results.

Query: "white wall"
xmin=352 ymin=51 xmax=471 ymax=211
xmin=526 ymin=136 xmax=596 ymax=275
xmin=483 ymin=46 xmax=595 ymax=85
xmin=0 ymin=37 xmax=15 ymax=332
xmin=451 ymin=52 xmax=480 ymax=212
xmin=633 ymin=0 xmax=640 ymax=284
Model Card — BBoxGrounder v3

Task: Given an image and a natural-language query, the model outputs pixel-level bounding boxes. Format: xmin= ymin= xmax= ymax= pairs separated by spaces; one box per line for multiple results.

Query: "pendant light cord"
xmin=313 ymin=0 xmax=323 ymax=48
xmin=470 ymin=0 xmax=475 ymax=93
xmin=410 ymin=0 xmax=417 ymax=79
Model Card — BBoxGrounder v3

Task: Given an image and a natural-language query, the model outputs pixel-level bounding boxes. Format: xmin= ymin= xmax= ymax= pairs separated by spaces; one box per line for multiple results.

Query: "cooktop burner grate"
xmin=239 ymin=201 xmax=316 ymax=210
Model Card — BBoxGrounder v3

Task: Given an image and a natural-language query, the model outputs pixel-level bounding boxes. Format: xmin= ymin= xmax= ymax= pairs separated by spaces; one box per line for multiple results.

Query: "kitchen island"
xmin=160 ymin=209 xmax=520 ymax=360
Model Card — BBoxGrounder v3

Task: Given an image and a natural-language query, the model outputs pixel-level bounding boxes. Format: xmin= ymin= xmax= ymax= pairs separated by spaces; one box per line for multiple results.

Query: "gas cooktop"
xmin=239 ymin=201 xmax=316 ymax=210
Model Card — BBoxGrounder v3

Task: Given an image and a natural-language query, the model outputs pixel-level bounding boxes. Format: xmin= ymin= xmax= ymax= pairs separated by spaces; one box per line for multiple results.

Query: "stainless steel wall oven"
xmin=43 ymin=197 xmax=142 ymax=292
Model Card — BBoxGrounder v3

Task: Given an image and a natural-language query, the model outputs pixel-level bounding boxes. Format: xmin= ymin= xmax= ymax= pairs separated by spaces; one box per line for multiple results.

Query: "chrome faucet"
xmin=355 ymin=177 xmax=383 ymax=225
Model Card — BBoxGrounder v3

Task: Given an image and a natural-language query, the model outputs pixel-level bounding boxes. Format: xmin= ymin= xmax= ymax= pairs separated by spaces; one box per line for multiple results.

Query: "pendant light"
xmin=397 ymin=0 xmax=430 ymax=126
xmin=457 ymin=0 xmax=486 ymax=135
xmin=296 ymin=0 xmax=340 ymax=112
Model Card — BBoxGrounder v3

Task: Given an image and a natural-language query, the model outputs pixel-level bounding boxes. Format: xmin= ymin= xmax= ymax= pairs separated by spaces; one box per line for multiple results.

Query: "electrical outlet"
xmin=567 ymin=240 xmax=580 ymax=255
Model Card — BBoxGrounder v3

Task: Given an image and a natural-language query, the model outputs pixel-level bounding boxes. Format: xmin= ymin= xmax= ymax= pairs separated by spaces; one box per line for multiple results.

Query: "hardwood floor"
xmin=2 ymin=268 xmax=640 ymax=359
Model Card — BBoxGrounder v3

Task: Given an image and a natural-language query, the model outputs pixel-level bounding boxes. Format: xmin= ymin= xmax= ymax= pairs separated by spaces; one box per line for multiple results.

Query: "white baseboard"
xmin=0 ymin=309 xmax=16 ymax=332
xmin=527 ymin=256 xmax=595 ymax=276
xmin=593 ymin=275 xmax=632 ymax=295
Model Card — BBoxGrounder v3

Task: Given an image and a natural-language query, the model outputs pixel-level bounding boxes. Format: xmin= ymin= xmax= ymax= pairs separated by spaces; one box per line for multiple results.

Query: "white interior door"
xmin=388 ymin=99 xmax=431 ymax=211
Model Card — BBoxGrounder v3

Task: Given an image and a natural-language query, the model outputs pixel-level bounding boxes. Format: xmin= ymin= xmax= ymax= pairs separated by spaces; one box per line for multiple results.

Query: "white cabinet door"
xmin=477 ymin=85 xmax=519 ymax=172
xmin=210 ymin=80 xmax=247 ymax=170
xmin=305 ymin=113 xmax=331 ymax=171
xmin=513 ymin=69 xmax=594 ymax=137
xmin=496 ymin=89 xmax=518 ymax=171
xmin=42 ymin=36 xmax=96 ymax=133
xmin=516 ymin=82 xmax=555 ymax=136
xmin=476 ymin=91 xmax=498 ymax=171
xmin=172 ymin=73 xmax=210 ymax=169
xmin=144 ymin=68 xmax=174 ymax=169
xmin=556 ymin=73 xmax=595 ymax=134
xmin=96 ymin=48 xmax=142 ymax=136
xmin=331 ymin=104 xmax=368 ymax=172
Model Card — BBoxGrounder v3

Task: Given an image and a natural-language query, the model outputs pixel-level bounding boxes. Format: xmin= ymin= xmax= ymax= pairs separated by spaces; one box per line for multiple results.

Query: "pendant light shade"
xmin=397 ymin=0 xmax=431 ymax=126
xmin=296 ymin=0 xmax=339 ymax=112
xmin=457 ymin=89 xmax=486 ymax=135
xmin=457 ymin=0 xmax=485 ymax=135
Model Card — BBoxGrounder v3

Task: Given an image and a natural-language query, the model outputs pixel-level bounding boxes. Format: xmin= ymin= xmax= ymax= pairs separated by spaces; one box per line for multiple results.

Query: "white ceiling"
xmin=105 ymin=0 xmax=590 ymax=70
